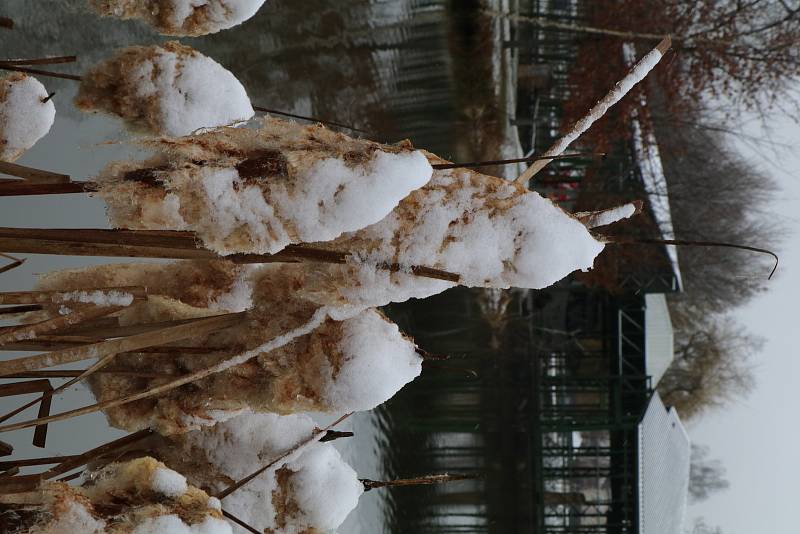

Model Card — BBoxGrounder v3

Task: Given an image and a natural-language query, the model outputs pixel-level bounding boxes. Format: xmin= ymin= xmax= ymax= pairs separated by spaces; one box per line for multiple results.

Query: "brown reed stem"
xmin=361 ymin=473 xmax=479 ymax=491
xmin=0 ymin=161 xmax=70 ymax=184
xmin=0 ymin=253 xmax=25 ymax=275
xmin=0 ymin=63 xmax=82 ymax=81
xmin=222 ymin=510 xmax=261 ymax=534
xmin=1 ymin=56 xmax=76 ymax=66
xmin=0 ymin=227 xmax=461 ymax=283
xmin=42 ymin=429 xmax=153 ymax=479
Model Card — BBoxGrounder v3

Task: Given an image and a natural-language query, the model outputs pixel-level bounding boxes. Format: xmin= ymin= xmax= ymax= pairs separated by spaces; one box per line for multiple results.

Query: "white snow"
xmin=577 ymin=202 xmax=638 ymax=228
xmin=56 ymin=289 xmax=135 ymax=307
xmin=322 ymin=310 xmax=423 ymax=412
xmin=130 ymin=46 xmax=254 ymax=136
xmin=151 ymin=466 xmax=189 ymax=498
xmin=165 ymin=0 xmax=267 ymax=34
xmin=283 ymin=444 xmax=364 ymax=532
xmin=132 ymin=515 xmax=232 ymax=534
xmin=0 ymin=74 xmax=55 ymax=161
xmin=164 ymin=149 xmax=432 ymax=255
xmin=176 ymin=411 xmax=363 ymax=534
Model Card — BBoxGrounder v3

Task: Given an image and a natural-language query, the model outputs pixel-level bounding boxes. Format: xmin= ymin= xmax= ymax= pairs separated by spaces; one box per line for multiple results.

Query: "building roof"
xmin=631 ymin=117 xmax=684 ymax=291
xmin=644 ymin=294 xmax=675 ymax=387
xmin=623 ymin=42 xmax=684 ymax=292
xmin=638 ymin=392 xmax=691 ymax=534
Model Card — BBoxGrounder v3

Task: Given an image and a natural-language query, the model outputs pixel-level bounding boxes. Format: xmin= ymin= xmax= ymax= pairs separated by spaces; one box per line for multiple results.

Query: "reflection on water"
xmin=1 ymin=1 xmax=523 ymax=532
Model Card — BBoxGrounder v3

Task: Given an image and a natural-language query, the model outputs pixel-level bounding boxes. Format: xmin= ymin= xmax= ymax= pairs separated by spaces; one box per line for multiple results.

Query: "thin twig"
xmin=253 ymin=106 xmax=366 ymax=134
xmin=515 ymin=36 xmax=672 ymax=185
xmin=222 ymin=510 xmax=261 ymax=534
xmin=611 ymin=237 xmax=779 ymax=279
xmin=216 ymin=412 xmax=352 ymax=499
xmin=431 ymin=152 xmax=605 ymax=170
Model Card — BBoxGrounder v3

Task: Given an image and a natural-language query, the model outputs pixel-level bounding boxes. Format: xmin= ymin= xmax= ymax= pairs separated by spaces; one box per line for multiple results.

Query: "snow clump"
xmin=0 ymin=73 xmax=55 ymax=161
xmin=75 ymin=42 xmax=254 ymax=137
xmin=90 ymin=0 xmax=268 ymax=36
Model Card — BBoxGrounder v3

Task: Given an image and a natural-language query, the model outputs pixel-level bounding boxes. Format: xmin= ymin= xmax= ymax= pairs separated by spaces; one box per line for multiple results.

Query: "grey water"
xmin=0 ymin=1 xmax=523 ymax=532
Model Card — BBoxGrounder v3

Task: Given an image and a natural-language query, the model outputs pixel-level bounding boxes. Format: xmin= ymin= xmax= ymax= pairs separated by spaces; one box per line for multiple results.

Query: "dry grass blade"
xmin=42 ymin=429 xmax=153 ymax=479
xmin=0 ymin=455 xmax=78 ymax=470
xmin=216 ymin=412 xmax=353 ymax=499
xmin=515 ymin=36 xmax=672 ymax=185
xmin=0 ymin=304 xmax=124 ymax=347
xmin=0 ymin=253 xmax=25 ymax=275
xmin=0 ymin=474 xmax=41 ymax=494
xmin=0 ymin=162 xmax=70 ymax=184
xmin=0 ymin=286 xmax=146 ymax=305
xmin=0 ymin=311 xmax=244 ymax=376
xmin=0 ymin=380 xmax=53 ymax=448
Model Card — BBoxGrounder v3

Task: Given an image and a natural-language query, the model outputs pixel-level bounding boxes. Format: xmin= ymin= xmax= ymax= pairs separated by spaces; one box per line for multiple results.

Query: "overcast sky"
xmin=686 ymin=110 xmax=800 ymax=534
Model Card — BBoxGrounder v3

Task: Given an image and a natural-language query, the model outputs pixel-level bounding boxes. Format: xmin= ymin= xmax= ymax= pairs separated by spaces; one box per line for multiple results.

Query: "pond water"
xmin=0 ymin=1 xmax=527 ymax=532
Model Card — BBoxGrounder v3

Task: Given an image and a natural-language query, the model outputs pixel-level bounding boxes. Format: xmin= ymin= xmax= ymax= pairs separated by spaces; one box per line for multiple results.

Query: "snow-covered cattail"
xmin=89 ymin=0 xmax=268 ymax=36
xmin=148 ymin=412 xmax=363 ymax=534
xmin=19 ymin=457 xmax=230 ymax=533
xmin=294 ymin=160 xmax=606 ymax=313
xmin=75 ymin=41 xmax=254 ymax=137
xmin=94 ymin=118 xmax=433 ymax=254
xmin=0 ymin=73 xmax=55 ymax=161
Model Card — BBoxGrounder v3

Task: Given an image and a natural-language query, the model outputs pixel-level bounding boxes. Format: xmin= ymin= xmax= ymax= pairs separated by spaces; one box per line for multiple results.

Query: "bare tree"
xmin=654 ymin=110 xmax=784 ymax=314
xmin=506 ymin=0 xmax=800 ymax=122
xmin=689 ymin=444 xmax=730 ymax=502
xmin=658 ymin=314 xmax=759 ymax=419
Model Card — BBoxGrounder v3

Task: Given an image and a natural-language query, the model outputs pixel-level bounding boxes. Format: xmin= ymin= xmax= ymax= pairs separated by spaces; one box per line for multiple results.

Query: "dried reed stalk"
xmin=0 ymin=311 xmax=244 ymax=376
xmin=0 ymin=161 xmax=70 ymax=184
xmin=0 ymin=227 xmax=461 ymax=282
xmin=515 ymin=36 xmax=671 ymax=185
xmin=361 ymin=473 xmax=479 ymax=491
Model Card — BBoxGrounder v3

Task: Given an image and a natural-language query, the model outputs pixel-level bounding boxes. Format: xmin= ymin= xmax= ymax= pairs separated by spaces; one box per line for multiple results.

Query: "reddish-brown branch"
xmin=0 ymin=56 xmax=76 ymax=66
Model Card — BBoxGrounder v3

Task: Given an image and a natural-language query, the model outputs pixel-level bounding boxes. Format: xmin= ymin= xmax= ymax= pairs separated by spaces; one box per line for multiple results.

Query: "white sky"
xmin=686 ymin=110 xmax=800 ymax=534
